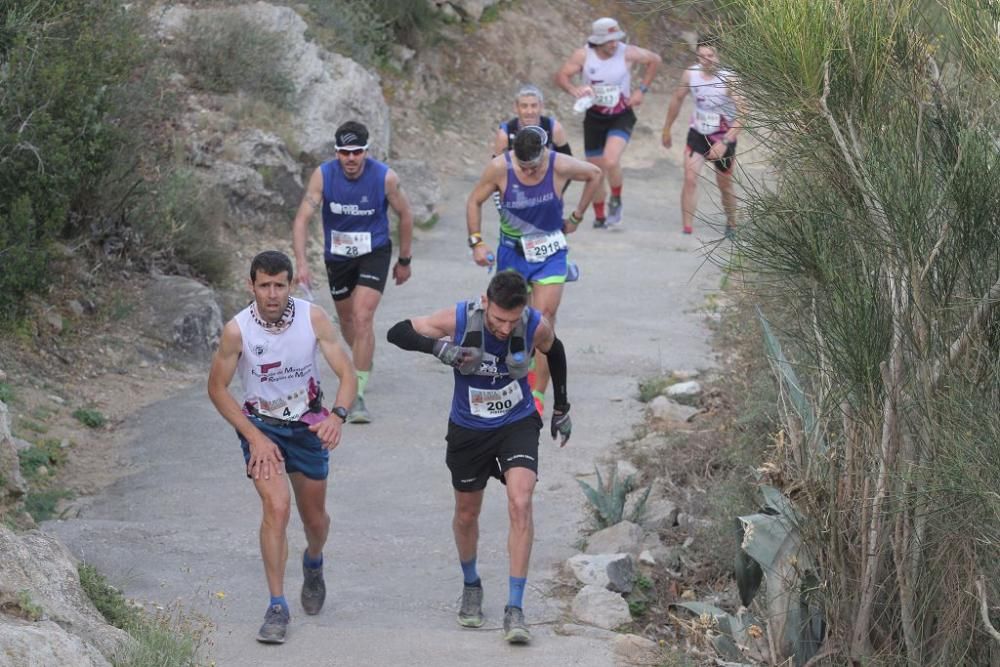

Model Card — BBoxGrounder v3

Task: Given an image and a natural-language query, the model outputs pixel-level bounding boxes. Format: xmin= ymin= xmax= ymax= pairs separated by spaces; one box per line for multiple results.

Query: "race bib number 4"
xmin=520 ymin=230 xmax=567 ymax=263
xmin=592 ymin=84 xmax=621 ymax=108
xmin=254 ymin=390 xmax=310 ymax=422
xmin=695 ymin=109 xmax=722 ymax=135
xmin=330 ymin=231 xmax=372 ymax=257
xmin=469 ymin=381 xmax=524 ymax=419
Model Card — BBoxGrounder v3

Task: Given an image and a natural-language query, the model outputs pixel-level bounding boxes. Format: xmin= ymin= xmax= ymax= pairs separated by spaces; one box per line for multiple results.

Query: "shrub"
xmin=174 ymin=13 xmax=295 ymax=110
xmin=72 ymin=408 xmax=106 ymax=429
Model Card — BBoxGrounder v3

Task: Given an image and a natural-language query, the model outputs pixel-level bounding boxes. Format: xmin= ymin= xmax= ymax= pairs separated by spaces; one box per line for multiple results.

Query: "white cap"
xmin=588 ymin=17 xmax=625 ymax=45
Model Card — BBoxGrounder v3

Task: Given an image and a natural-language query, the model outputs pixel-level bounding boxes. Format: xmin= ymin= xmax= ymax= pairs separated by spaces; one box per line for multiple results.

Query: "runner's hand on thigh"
xmin=247 ymin=436 xmax=284 ymax=480
xmin=309 ymin=416 xmax=343 ymax=451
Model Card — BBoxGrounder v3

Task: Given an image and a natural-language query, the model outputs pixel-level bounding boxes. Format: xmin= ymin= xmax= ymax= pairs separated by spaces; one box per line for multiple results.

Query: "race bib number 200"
xmin=330 ymin=231 xmax=372 ymax=257
xmin=468 ymin=381 xmax=524 ymax=419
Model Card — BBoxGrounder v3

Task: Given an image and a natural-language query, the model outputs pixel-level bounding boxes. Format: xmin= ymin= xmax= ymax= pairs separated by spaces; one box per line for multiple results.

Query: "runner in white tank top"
xmin=662 ymin=39 xmax=747 ymax=237
xmin=207 ymin=250 xmax=357 ymax=644
xmin=556 ymin=17 xmax=661 ymax=229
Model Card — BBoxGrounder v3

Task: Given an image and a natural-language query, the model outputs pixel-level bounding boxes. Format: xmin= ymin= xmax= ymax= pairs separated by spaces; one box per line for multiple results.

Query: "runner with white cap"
xmin=291 ymin=120 xmax=415 ymax=424
xmin=555 ymin=17 xmax=661 ymax=228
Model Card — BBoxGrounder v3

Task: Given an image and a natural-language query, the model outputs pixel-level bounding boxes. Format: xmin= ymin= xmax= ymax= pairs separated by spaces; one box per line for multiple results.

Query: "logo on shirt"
xmin=252 ymin=342 xmax=268 ymax=357
xmin=329 ymin=201 xmax=376 ymax=216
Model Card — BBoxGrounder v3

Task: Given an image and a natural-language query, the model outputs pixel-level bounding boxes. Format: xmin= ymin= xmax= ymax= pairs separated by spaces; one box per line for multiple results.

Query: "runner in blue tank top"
xmin=466 ymin=126 xmax=600 ymax=419
xmin=386 ymin=272 xmax=574 ymax=645
xmin=292 ymin=121 xmax=415 ymax=425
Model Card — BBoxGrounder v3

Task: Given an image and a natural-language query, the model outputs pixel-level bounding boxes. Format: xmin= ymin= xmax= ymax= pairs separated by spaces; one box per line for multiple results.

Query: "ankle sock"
xmin=593 ymin=201 xmax=606 ymax=219
xmin=461 ymin=557 xmax=480 ymax=586
xmin=611 ymin=185 xmax=622 ymax=199
xmin=508 ymin=576 xmax=526 ymax=609
xmin=356 ymin=370 xmax=370 ymax=398
xmin=303 ymin=550 xmax=323 ymax=569
xmin=269 ymin=595 xmax=289 ymax=613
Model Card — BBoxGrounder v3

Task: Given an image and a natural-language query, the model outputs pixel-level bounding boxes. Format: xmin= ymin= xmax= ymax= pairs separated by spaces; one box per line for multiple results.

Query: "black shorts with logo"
xmin=686 ymin=128 xmax=736 ymax=173
xmin=325 ymin=242 xmax=392 ymax=301
xmin=445 ymin=412 xmax=543 ymax=492
xmin=583 ymin=108 xmax=637 ymax=156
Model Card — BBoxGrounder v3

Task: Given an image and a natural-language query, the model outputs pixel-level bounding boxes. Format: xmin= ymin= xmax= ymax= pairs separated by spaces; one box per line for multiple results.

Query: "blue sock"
xmin=460 ymin=557 xmax=479 ymax=586
xmin=303 ymin=550 xmax=323 ymax=569
xmin=269 ymin=595 xmax=288 ymax=613
xmin=508 ymin=576 xmax=527 ymax=609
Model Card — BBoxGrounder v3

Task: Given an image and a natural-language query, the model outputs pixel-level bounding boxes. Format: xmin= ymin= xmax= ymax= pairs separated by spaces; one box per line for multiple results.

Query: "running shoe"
xmin=256 ymin=604 xmax=289 ymax=644
xmin=606 ymin=196 xmax=623 ymax=227
xmin=593 ymin=217 xmax=607 ymax=229
xmin=458 ymin=583 xmax=484 ymax=628
xmin=566 ymin=261 xmax=580 ymax=283
xmin=346 ymin=396 xmax=371 ymax=424
xmin=503 ymin=605 xmax=531 ymax=644
xmin=301 ymin=552 xmax=326 ymax=615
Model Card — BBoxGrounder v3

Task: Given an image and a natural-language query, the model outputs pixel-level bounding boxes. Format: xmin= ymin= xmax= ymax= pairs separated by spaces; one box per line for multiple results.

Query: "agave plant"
xmin=577 ymin=465 xmax=651 ymax=528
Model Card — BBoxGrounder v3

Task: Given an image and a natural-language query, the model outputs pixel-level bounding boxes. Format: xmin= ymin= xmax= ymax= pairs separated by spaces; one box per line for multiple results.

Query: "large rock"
xmin=155 ymin=3 xmax=390 ymax=164
xmin=613 ymin=633 xmax=660 ymax=664
xmin=200 ymin=161 xmax=286 ymax=227
xmin=141 ymin=275 xmax=222 ymax=356
xmin=566 ymin=553 xmax=636 ymax=593
xmin=0 ymin=525 xmax=128 ymax=660
xmin=648 ymin=395 xmax=699 ymax=422
xmin=571 ymin=585 xmax=632 ymax=630
xmin=585 ymin=521 xmax=644 ymax=556
xmin=666 ymin=380 xmax=702 ymax=399
xmin=641 ymin=499 xmax=680 ymax=531
xmin=0 ymin=400 xmax=28 ymax=508
xmin=446 ymin=0 xmax=500 ymax=21
xmin=0 ymin=619 xmax=112 ymax=666
xmin=391 ymin=158 xmax=441 ymax=224
xmin=227 ymin=129 xmax=304 ymax=210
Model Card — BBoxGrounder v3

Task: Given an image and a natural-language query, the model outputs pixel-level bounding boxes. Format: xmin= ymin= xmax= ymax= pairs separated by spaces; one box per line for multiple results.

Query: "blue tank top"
xmin=320 ymin=157 xmax=391 ymax=262
xmin=449 ymin=300 xmax=541 ymax=429
xmin=499 ymin=152 xmax=563 ymax=238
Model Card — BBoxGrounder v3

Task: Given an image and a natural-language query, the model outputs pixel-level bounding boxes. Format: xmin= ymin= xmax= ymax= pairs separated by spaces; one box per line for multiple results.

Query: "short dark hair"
xmin=250 ymin=250 xmax=293 ymax=283
xmin=696 ymin=35 xmax=719 ymax=51
xmin=334 ymin=120 xmax=369 ymax=148
xmin=512 ymin=126 xmax=545 ymax=163
xmin=486 ymin=271 xmax=529 ymax=310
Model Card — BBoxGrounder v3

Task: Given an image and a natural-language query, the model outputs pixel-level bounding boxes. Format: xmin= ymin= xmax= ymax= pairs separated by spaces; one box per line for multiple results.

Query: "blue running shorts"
xmin=238 ymin=416 xmax=329 ymax=480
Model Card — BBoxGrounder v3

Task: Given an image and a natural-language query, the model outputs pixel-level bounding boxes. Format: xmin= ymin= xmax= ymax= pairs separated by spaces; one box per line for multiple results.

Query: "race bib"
xmin=253 ymin=390 xmax=310 ymax=422
xmin=592 ymin=84 xmax=621 ymax=108
xmin=520 ymin=230 xmax=567 ymax=263
xmin=695 ymin=109 xmax=722 ymax=135
xmin=330 ymin=231 xmax=372 ymax=257
xmin=468 ymin=381 xmax=524 ymax=419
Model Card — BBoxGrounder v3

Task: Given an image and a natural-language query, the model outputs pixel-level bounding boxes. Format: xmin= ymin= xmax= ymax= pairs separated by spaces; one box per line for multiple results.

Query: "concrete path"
xmin=47 ymin=94 xmax=727 ymax=666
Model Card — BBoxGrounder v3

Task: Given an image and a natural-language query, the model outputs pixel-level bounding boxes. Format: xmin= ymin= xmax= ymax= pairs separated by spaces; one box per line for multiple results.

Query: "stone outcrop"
xmin=0 ymin=525 xmax=129 ymax=663
xmin=584 ymin=521 xmax=644 ymax=556
xmin=571 ymin=585 xmax=633 ymax=630
xmin=141 ymin=275 xmax=222 ymax=356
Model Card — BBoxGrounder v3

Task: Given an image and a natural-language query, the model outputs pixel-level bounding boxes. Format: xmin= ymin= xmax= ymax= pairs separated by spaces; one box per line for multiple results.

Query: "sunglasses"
xmin=337 ymin=147 xmax=366 ymax=156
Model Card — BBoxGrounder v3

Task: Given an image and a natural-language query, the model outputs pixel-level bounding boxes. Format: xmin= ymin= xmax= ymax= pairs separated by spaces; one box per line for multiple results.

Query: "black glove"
xmin=550 ymin=405 xmax=571 ymax=446
xmin=433 ymin=340 xmax=478 ymax=370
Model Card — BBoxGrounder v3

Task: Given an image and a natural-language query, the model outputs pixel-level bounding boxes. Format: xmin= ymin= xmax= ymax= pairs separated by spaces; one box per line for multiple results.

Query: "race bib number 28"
xmin=331 ymin=231 xmax=372 ymax=257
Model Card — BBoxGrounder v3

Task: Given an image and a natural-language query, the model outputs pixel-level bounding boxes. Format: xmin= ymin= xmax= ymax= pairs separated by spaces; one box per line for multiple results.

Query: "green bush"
xmin=303 ymin=0 xmax=439 ymax=67
xmin=72 ymin=408 xmax=106 ymax=429
xmin=25 ymin=488 xmax=72 ymax=521
xmin=174 ymin=14 xmax=295 ymax=110
xmin=0 ymin=0 xmax=169 ymax=317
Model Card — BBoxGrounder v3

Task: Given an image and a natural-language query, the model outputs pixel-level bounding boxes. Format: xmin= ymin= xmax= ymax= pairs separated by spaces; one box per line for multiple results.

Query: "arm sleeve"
xmin=539 ymin=336 xmax=568 ymax=409
xmin=554 ymin=143 xmax=572 ymax=156
xmin=387 ymin=320 xmax=437 ymax=354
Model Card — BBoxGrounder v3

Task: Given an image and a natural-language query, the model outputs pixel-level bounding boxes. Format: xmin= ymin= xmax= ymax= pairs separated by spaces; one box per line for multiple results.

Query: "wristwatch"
xmin=639 ymin=83 xmax=649 ymax=93
xmin=397 ymin=256 xmax=412 ymax=266
xmin=331 ymin=406 xmax=349 ymax=422
xmin=467 ymin=233 xmax=483 ymax=248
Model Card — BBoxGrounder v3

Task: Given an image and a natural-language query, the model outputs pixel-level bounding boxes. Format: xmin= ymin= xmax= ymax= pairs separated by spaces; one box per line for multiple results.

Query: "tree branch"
xmin=975 ymin=576 xmax=1000 ymax=645
xmin=931 ymin=274 xmax=1000 ymax=388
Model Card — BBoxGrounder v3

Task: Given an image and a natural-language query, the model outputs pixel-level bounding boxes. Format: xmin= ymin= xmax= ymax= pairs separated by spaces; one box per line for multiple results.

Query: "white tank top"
xmin=235 ymin=297 xmax=322 ymax=422
xmin=584 ymin=42 xmax=631 ymax=115
xmin=688 ymin=65 xmax=736 ymax=136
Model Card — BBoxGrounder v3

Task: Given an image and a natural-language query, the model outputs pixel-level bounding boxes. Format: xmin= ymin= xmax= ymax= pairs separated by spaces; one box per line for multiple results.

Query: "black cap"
xmin=334 ymin=121 xmax=369 ymax=149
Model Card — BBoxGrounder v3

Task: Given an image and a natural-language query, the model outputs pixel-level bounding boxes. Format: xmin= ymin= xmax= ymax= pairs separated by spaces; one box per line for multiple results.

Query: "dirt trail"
xmin=44 ymin=84 xmax=728 ymax=665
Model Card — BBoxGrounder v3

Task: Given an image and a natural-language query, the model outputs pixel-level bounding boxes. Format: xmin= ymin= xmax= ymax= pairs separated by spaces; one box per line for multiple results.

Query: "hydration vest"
xmin=457 ymin=301 xmax=532 ymax=379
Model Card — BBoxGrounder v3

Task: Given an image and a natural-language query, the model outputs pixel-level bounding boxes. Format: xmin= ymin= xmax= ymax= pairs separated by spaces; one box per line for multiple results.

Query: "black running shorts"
xmin=325 ymin=242 xmax=392 ymax=301
xmin=583 ymin=108 xmax=637 ymax=157
xmin=445 ymin=413 xmax=542 ymax=492
xmin=685 ymin=128 xmax=736 ymax=173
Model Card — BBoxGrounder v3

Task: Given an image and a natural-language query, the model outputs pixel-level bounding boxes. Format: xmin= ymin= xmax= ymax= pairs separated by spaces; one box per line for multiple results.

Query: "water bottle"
xmin=486 ymin=252 xmax=495 ymax=274
xmin=511 ymin=351 xmax=525 ymax=364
